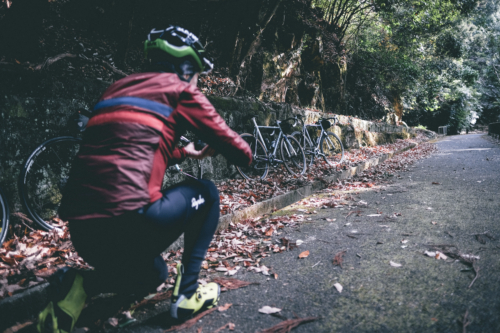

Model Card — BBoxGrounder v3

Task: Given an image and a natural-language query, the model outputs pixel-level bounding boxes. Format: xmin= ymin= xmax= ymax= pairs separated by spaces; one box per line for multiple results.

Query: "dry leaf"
xmin=218 ymin=303 xmax=233 ymax=312
xmin=390 ymin=261 xmax=402 ymax=267
xmin=258 ymin=306 xmax=282 ymax=314
xmin=333 ymin=251 xmax=346 ymax=268
xmin=298 ymin=250 xmax=310 ymax=259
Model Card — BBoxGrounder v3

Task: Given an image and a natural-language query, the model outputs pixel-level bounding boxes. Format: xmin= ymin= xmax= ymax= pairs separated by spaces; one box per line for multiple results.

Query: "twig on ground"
xmin=212 ymin=322 xmax=235 ymax=333
xmin=164 ymin=307 xmax=217 ymax=332
xmin=130 ymin=290 xmax=172 ymax=311
xmin=444 ymin=231 xmax=454 ymax=238
xmin=461 ymin=309 xmax=471 ymax=333
xmin=11 ymin=212 xmax=36 ymax=232
xmin=100 ymin=59 xmax=128 ymax=77
xmin=212 ymin=277 xmax=259 ymax=291
xmin=3 ymin=320 xmax=33 ymax=333
xmin=468 ymin=261 xmax=480 ymax=289
xmin=35 ymin=53 xmax=77 ymax=70
xmin=317 ymin=239 xmax=335 ymax=244
xmin=258 ymin=317 xmax=320 ymax=333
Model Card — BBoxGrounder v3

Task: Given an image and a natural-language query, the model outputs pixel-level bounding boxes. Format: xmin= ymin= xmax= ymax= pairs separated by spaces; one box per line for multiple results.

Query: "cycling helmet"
xmin=144 ymin=26 xmax=213 ymax=80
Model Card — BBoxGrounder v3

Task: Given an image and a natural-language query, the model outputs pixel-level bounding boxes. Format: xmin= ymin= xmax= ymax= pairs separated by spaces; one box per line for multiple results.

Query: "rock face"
xmin=0 ymin=74 xmax=426 ymax=211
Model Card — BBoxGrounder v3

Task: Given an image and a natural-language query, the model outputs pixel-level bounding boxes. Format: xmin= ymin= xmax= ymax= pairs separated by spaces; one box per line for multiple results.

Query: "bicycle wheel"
xmin=19 ymin=136 xmax=81 ymax=230
xmin=291 ymin=131 xmax=314 ymax=166
xmin=280 ymin=135 xmax=307 ymax=176
xmin=236 ymin=133 xmax=269 ymax=180
xmin=320 ymin=132 xmax=344 ymax=166
xmin=0 ymin=187 xmax=9 ymax=246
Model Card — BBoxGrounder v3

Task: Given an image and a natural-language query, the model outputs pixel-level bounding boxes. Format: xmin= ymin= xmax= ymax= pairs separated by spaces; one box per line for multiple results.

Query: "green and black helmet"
xmin=144 ymin=26 xmax=213 ymax=79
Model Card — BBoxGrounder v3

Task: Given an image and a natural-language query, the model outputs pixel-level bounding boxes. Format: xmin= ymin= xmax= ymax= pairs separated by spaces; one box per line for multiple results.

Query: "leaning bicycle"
xmin=291 ymin=114 xmax=344 ymax=166
xmin=236 ymin=116 xmax=306 ymax=180
xmin=0 ymin=186 xmax=10 ymax=245
xmin=18 ymin=111 xmax=89 ymax=231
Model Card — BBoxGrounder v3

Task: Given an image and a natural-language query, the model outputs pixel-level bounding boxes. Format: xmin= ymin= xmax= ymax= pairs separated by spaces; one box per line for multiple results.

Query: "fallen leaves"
xmin=333 ymin=283 xmax=343 ymax=293
xmin=0 ymin=223 xmax=90 ymax=299
xmin=298 ymin=250 xmax=310 ymax=259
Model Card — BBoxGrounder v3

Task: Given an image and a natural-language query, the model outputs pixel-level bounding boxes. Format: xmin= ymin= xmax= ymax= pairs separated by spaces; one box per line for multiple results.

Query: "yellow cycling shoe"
xmin=37 ymin=270 xmax=87 ymax=333
xmin=170 ymin=263 xmax=220 ymax=320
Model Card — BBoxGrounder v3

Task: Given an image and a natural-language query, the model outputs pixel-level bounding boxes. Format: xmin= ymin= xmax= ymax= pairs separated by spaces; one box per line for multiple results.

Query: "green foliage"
xmin=312 ymin=0 xmax=500 ymax=131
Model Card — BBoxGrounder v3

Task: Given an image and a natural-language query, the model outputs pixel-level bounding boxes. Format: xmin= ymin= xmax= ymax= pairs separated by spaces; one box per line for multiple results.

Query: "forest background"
xmin=1 ymin=0 xmax=499 ymax=134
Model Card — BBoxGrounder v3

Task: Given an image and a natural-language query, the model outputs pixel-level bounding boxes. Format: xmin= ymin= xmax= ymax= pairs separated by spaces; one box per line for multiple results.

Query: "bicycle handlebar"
xmin=180 ymin=136 xmax=207 ymax=151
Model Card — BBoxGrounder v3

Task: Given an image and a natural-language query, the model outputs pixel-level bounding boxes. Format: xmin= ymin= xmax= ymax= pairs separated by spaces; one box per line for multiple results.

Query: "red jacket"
xmin=59 ymin=72 xmax=252 ymax=220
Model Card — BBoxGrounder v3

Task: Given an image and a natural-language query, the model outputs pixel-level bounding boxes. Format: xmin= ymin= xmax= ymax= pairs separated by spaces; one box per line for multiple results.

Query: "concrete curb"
xmin=0 ymin=143 xmax=417 ymax=330
xmin=216 ymin=143 xmax=416 ymax=231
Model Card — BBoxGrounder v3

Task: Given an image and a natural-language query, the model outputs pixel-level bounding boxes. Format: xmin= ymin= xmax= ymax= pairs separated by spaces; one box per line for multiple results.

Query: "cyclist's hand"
xmin=184 ymin=142 xmax=216 ymax=160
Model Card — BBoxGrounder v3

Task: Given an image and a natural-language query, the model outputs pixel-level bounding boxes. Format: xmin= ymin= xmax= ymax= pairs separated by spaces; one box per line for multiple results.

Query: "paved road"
xmin=109 ymin=134 xmax=500 ymax=333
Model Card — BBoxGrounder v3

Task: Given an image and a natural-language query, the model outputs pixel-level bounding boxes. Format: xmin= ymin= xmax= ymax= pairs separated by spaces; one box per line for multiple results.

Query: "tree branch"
xmin=35 ymin=53 xmax=77 ymax=70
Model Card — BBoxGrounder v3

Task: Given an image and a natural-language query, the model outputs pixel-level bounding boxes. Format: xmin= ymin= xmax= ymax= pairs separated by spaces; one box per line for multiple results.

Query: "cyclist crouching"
xmin=37 ymin=26 xmax=252 ymax=333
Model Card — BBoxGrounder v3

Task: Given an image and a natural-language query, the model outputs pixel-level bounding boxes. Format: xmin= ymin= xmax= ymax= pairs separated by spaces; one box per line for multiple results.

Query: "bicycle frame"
xmin=297 ymin=116 xmax=337 ymax=158
xmin=251 ymin=117 xmax=296 ymax=164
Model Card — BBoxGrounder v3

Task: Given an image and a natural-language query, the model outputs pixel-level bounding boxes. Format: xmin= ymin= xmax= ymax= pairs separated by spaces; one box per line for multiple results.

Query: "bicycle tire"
xmin=0 ymin=186 xmax=9 ymax=246
xmin=236 ymin=133 xmax=269 ymax=180
xmin=280 ymin=135 xmax=307 ymax=175
xmin=19 ymin=136 xmax=81 ymax=230
xmin=291 ymin=131 xmax=314 ymax=166
xmin=320 ymin=132 xmax=344 ymax=166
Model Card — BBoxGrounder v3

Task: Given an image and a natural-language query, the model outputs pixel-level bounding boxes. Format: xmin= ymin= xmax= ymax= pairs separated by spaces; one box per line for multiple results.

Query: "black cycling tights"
xmin=69 ymin=179 xmax=219 ymax=299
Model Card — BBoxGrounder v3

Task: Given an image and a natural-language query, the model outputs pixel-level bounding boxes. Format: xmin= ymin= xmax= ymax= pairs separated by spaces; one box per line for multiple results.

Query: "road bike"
xmin=0 ymin=186 xmax=9 ymax=245
xmin=236 ymin=116 xmax=306 ymax=180
xmin=18 ymin=111 xmax=88 ymax=231
xmin=291 ymin=114 xmax=344 ymax=166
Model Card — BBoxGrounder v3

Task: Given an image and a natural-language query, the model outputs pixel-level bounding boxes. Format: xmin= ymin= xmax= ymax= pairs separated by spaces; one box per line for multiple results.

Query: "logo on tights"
xmin=191 ymin=195 xmax=205 ymax=210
